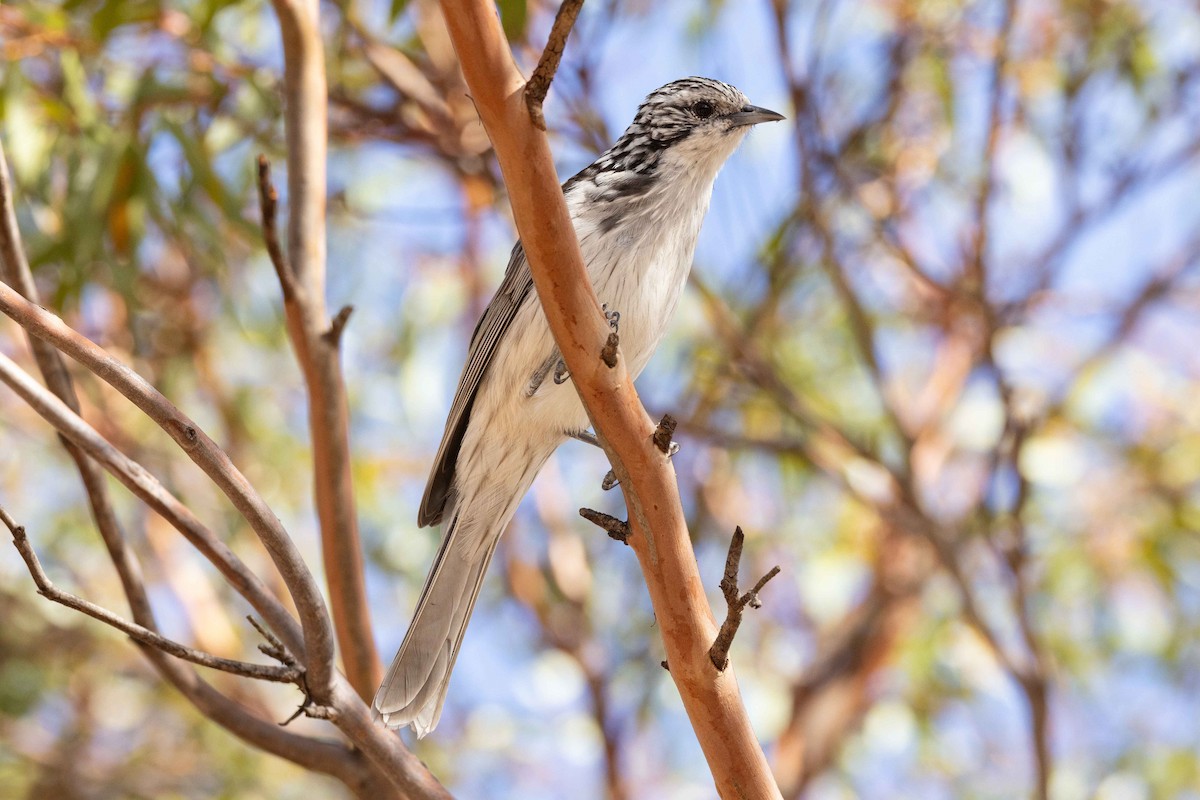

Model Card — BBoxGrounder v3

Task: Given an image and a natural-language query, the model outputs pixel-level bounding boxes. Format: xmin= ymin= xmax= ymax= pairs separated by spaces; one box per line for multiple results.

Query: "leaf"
xmin=498 ymin=0 xmax=528 ymax=42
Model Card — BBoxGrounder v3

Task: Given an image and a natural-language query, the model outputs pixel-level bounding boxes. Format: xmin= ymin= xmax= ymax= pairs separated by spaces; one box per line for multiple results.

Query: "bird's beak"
xmin=727 ymin=104 xmax=786 ymax=128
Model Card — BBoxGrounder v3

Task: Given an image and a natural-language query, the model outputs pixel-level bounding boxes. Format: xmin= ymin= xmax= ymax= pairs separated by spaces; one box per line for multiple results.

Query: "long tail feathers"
xmin=373 ymin=510 xmax=501 ymax=737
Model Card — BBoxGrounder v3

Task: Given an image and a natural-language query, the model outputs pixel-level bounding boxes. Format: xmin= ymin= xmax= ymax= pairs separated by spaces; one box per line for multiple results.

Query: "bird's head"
xmin=595 ymin=77 xmax=784 ymax=181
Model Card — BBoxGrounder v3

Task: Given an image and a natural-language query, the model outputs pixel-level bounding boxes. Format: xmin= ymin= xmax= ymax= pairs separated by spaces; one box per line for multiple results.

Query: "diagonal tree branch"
xmin=0 ymin=196 xmax=450 ymax=800
xmin=435 ymin=2 xmax=783 ymax=796
xmin=525 ymin=0 xmax=585 ymax=130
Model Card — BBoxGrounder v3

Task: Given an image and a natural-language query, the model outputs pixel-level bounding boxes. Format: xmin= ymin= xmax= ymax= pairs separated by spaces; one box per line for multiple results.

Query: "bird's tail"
xmin=373 ymin=505 xmax=502 ymax=737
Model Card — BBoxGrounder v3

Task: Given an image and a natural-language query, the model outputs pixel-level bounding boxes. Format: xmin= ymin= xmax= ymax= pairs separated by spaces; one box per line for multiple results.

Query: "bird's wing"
xmin=418 ymin=241 xmax=534 ymax=527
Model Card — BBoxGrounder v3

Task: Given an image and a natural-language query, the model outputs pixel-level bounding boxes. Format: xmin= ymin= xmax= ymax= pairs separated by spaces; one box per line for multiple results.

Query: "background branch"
xmin=267 ymin=0 xmax=381 ymax=702
xmin=0 ymin=138 xmax=397 ymax=797
xmin=6 ymin=517 xmax=300 ymax=684
xmin=0 ymin=285 xmax=323 ymax=663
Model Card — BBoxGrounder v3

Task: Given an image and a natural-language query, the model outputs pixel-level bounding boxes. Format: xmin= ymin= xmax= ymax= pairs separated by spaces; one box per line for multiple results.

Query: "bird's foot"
xmin=601 ymin=303 xmax=620 ymax=334
xmin=569 ymin=430 xmax=601 ymax=448
xmin=602 ymin=436 xmax=679 ymax=491
xmin=553 ymin=360 xmax=570 ymax=385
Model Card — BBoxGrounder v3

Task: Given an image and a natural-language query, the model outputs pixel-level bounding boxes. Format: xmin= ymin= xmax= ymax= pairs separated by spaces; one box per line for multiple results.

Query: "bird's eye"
xmin=692 ymin=100 xmax=715 ymax=119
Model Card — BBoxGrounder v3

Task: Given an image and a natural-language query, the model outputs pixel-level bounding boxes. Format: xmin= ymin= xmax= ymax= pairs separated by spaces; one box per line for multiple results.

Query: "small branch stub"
xmin=579 ymin=507 xmax=629 ymax=544
xmin=323 ymin=304 xmax=354 ymax=346
xmin=524 ymin=0 xmax=585 ymax=130
xmin=709 ymin=526 xmax=781 ymax=671
xmin=600 ymin=331 xmax=619 ymax=367
xmin=652 ymin=413 xmax=677 ymax=454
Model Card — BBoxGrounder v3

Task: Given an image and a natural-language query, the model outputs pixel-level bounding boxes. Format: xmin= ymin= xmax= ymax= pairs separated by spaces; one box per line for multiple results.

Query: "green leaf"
xmin=498 ymin=0 xmax=528 ymax=42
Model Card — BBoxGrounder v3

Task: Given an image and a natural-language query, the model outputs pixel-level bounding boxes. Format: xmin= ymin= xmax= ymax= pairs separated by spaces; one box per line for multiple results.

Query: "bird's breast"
xmin=580 ymin=195 xmax=708 ymax=379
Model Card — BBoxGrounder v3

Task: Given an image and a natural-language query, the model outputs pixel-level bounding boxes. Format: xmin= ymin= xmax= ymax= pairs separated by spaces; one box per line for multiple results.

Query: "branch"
xmin=0 ymin=140 xmax=395 ymax=795
xmin=0 ymin=347 xmax=303 ymax=643
xmin=579 ymin=507 xmax=630 ymax=544
xmin=263 ymin=0 xmax=381 ymax=699
xmin=4 ymin=516 xmax=301 ymax=684
xmin=256 ymin=155 xmax=296 ymax=300
xmin=0 ymin=282 xmax=331 ymax=687
xmin=965 ymin=0 xmax=1018 ymax=293
xmin=436 ymin=3 xmax=783 ymax=796
xmin=709 ymin=527 xmax=780 ymax=671
xmin=525 ymin=0 xmax=585 ymax=130
xmin=775 ymin=526 xmax=926 ymax=796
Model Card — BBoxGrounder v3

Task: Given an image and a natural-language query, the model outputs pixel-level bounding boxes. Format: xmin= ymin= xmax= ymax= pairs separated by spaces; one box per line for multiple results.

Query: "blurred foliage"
xmin=2 ymin=0 xmax=1200 ymax=798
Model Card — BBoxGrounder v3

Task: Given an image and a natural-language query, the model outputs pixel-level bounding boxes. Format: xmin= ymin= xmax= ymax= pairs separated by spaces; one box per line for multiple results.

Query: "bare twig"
xmin=249 ymin=615 xmax=300 ymax=668
xmin=965 ymin=0 xmax=1018 ymax=293
xmin=579 ymin=507 xmax=630 ymax=544
xmin=525 ymin=0 xmax=585 ymax=130
xmin=257 ymin=154 xmax=297 ymax=300
xmin=5 ymin=518 xmax=301 ymax=684
xmin=709 ymin=527 xmax=780 ymax=671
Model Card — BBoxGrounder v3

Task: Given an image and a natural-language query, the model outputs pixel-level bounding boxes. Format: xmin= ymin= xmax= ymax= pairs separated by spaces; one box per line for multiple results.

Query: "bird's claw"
xmin=600 ymin=441 xmax=678 ymax=491
xmin=553 ymin=360 xmax=570 ymax=385
xmin=602 ymin=303 xmax=620 ymax=333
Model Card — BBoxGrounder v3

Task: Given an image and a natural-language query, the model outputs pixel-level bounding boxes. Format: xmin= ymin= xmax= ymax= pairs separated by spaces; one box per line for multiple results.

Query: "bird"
xmin=373 ymin=77 xmax=784 ymax=736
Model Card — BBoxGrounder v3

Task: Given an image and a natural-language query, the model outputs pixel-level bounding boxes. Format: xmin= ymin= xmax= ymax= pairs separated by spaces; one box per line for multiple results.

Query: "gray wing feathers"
xmin=373 ymin=508 xmax=503 ymax=737
xmin=418 ymin=242 xmax=534 ymax=527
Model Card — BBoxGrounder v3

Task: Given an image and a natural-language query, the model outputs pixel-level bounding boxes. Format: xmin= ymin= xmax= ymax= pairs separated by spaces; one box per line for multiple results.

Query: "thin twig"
xmin=4 ymin=516 xmax=301 ymax=684
xmin=579 ymin=507 xmax=630 ymax=544
xmin=965 ymin=0 xmax=1018 ymax=293
xmin=257 ymin=154 xmax=297 ymax=300
xmin=709 ymin=527 xmax=781 ymax=671
xmin=525 ymin=0 xmax=585 ymax=130
xmin=249 ymin=615 xmax=300 ymax=668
